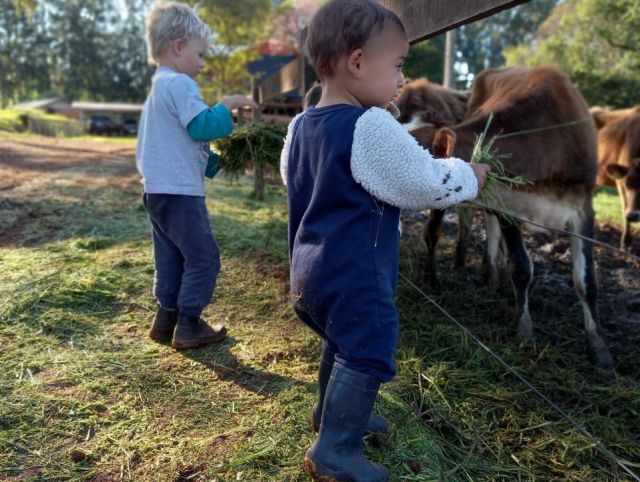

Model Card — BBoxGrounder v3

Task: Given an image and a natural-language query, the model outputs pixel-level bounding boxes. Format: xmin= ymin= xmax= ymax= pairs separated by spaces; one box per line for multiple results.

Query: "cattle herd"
xmin=394 ymin=65 xmax=640 ymax=368
xmin=300 ymin=66 xmax=638 ymax=368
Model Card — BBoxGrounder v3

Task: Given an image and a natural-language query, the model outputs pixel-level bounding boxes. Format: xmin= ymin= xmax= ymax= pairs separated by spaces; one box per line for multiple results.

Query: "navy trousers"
xmin=143 ymin=193 xmax=220 ymax=317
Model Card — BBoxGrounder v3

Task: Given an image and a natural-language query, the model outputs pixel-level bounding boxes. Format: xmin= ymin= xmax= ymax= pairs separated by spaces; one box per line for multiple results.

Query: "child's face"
xmin=177 ymin=37 xmax=208 ymax=79
xmin=356 ymin=26 xmax=408 ymax=108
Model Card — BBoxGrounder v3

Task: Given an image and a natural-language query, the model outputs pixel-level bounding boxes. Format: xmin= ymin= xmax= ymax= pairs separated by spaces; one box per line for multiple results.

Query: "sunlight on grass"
xmin=594 ymin=185 xmax=623 ymax=225
xmin=1 ymin=161 xmax=638 ymax=481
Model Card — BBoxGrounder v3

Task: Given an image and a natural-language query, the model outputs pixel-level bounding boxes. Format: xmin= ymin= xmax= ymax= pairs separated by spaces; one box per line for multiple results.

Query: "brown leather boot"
xmin=148 ymin=305 xmax=178 ymax=342
xmin=171 ymin=314 xmax=227 ymax=349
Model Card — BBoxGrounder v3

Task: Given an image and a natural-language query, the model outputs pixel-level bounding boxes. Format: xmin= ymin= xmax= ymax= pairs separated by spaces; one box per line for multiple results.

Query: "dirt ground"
xmin=2 ymin=134 xmax=639 ymax=366
xmin=401 ymin=209 xmax=640 ymax=375
xmin=0 ymin=135 xmax=139 ymax=246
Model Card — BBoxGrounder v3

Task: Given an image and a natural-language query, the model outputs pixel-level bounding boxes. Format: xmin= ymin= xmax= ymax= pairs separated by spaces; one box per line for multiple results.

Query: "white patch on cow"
xmin=569 ymin=228 xmax=599 ymax=333
xmin=495 ymin=189 xmax=586 ymax=232
xmin=517 ymin=300 xmax=534 ymax=342
xmin=485 ymin=214 xmax=504 ymax=288
xmin=401 ymin=115 xmax=433 ymax=131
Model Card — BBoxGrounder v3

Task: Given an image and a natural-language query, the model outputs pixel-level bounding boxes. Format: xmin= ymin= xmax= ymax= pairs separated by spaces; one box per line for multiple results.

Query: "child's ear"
xmin=171 ymin=38 xmax=184 ymax=56
xmin=346 ymin=49 xmax=365 ymax=78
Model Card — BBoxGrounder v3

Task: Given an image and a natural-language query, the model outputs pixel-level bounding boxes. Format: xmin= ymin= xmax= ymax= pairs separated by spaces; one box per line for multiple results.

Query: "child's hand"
xmin=470 ymin=163 xmax=491 ymax=189
xmin=221 ymin=95 xmax=258 ymax=112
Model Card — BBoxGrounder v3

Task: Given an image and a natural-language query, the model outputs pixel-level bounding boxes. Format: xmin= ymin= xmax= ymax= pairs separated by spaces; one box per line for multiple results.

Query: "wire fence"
xmin=399 ymin=272 xmax=640 ymax=481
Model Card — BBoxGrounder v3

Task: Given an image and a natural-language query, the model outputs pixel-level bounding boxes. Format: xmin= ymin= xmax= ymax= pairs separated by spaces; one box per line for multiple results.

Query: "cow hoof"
xmin=586 ymin=337 xmax=614 ymax=369
xmin=586 ymin=332 xmax=614 ymax=368
xmin=516 ymin=329 xmax=535 ymax=346
xmin=515 ymin=314 xmax=534 ymax=345
xmin=588 ymin=348 xmax=614 ymax=369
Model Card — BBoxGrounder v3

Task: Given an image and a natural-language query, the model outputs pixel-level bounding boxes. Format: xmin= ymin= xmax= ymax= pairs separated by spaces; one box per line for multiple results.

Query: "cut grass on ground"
xmin=1 ymin=138 xmax=639 ymax=481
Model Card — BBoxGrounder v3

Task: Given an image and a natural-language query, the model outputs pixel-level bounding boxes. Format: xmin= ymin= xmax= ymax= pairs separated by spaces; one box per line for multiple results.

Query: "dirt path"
xmin=0 ymin=134 xmax=139 ymax=246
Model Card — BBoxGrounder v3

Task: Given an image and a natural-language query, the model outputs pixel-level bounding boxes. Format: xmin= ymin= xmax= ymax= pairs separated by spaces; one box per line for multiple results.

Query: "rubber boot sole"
xmin=148 ymin=328 xmax=173 ymax=343
xmin=171 ymin=327 xmax=227 ymax=349
xmin=302 ymin=456 xmax=342 ymax=482
xmin=303 ymin=455 xmax=389 ymax=482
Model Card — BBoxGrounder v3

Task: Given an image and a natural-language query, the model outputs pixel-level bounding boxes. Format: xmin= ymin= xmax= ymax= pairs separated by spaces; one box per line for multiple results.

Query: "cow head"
xmin=606 ymin=159 xmax=640 ymax=222
xmin=396 ymin=78 xmax=469 ymax=130
xmin=304 ymin=83 xmax=322 ymax=110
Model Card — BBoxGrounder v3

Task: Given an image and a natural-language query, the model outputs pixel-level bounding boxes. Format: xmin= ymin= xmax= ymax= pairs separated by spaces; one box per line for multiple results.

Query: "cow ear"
xmin=590 ymin=108 xmax=609 ymax=129
xmin=433 ymin=128 xmax=456 ymax=158
xmin=606 ymin=163 xmax=629 ymax=180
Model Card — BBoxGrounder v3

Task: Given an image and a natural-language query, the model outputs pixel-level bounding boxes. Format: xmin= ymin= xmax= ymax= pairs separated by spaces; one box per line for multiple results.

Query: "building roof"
xmin=247 ymin=55 xmax=298 ymax=80
xmin=71 ymin=102 xmax=143 ymax=113
xmin=13 ymin=97 xmax=68 ymax=110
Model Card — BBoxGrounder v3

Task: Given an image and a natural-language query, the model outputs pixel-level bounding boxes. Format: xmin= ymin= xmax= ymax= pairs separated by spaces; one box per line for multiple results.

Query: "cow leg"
xmin=619 ymin=186 xmax=632 ymax=250
xmin=454 ymin=207 xmax=469 ymax=268
xmin=499 ymin=219 xmax=534 ymax=343
xmin=569 ymin=207 xmax=613 ymax=368
xmin=621 ymin=219 xmax=632 ymax=251
xmin=485 ymin=213 xmax=504 ymax=292
xmin=424 ymin=209 xmax=445 ymax=286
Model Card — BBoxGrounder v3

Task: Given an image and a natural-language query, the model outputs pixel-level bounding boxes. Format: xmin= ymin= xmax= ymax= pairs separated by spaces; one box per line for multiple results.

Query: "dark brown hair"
xmin=307 ymin=0 xmax=406 ymax=78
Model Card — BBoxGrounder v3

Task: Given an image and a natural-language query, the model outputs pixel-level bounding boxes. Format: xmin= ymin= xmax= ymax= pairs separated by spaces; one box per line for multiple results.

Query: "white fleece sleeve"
xmin=351 ymin=107 xmax=479 ymax=210
xmin=279 ymin=112 xmax=304 ymax=186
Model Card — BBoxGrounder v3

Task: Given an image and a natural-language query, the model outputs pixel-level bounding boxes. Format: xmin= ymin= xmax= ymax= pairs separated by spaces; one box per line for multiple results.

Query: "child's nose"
xmin=398 ymin=73 xmax=405 ymax=88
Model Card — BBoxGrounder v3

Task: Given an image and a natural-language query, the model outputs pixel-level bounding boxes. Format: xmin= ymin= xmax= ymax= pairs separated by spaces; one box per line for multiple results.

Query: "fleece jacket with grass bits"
xmin=136 ymin=66 xmax=232 ymax=196
xmin=280 ymin=105 xmax=478 ymax=382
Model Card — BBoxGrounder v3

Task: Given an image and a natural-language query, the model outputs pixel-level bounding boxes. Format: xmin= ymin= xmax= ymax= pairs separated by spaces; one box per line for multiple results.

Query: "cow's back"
xmin=465 ymin=66 xmax=598 ymax=190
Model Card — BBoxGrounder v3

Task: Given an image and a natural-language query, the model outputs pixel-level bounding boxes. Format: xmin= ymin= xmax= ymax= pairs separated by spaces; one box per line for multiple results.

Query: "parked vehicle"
xmin=87 ymin=115 xmax=118 ymax=135
xmin=120 ymin=119 xmax=138 ymax=136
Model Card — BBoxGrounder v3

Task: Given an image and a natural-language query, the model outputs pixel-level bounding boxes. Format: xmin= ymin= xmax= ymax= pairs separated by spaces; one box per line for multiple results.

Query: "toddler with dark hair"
xmin=280 ymin=0 xmax=489 ymax=479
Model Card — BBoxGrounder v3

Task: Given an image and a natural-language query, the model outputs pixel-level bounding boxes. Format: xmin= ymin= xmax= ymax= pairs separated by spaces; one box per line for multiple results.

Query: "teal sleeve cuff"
xmin=187 ymin=103 xmax=234 ymax=142
xmin=205 ymin=151 xmax=221 ymax=179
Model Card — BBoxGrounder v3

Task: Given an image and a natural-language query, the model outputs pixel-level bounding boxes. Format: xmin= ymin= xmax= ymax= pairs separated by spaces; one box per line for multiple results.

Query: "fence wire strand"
xmin=399 ymin=272 xmax=640 ymax=482
xmin=463 ymin=200 xmax=640 ymax=265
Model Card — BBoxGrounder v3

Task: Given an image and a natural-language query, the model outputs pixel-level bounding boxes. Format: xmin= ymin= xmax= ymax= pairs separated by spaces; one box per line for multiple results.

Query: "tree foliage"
xmin=0 ymin=0 xmax=153 ymax=106
xmin=505 ymin=0 xmax=640 ymax=107
xmin=455 ymin=0 xmax=559 ymax=88
xmin=0 ymin=0 xmax=51 ymax=106
xmin=403 ymin=35 xmax=445 ymax=84
xmin=198 ymin=0 xmax=292 ymax=103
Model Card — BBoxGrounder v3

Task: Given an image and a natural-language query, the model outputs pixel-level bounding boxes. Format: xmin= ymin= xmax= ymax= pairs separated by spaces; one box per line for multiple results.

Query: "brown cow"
xmin=399 ymin=66 xmax=613 ymax=368
xmin=591 ymin=106 xmax=640 ymax=250
xmin=396 ymin=78 xmax=469 ymax=129
xmin=396 ymin=79 xmax=472 ymax=271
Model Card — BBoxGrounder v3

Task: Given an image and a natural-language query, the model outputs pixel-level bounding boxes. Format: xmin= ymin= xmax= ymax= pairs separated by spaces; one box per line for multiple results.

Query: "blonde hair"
xmin=145 ymin=2 xmax=211 ymax=62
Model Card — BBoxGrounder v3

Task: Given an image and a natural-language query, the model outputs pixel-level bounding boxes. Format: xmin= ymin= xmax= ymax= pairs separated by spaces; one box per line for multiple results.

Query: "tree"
xmin=101 ymin=0 xmax=154 ymax=102
xmin=198 ymin=0 xmax=292 ymax=102
xmin=455 ymin=0 xmax=559 ymax=88
xmin=505 ymin=0 xmax=640 ymax=107
xmin=45 ymin=0 xmax=117 ymax=101
xmin=0 ymin=0 xmax=51 ymax=106
xmin=1 ymin=0 xmax=153 ymax=105
xmin=403 ymin=35 xmax=445 ymax=84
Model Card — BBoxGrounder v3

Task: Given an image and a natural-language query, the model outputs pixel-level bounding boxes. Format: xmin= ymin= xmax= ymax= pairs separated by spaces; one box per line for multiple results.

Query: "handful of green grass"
xmin=469 ymin=113 xmax=531 ymax=221
xmin=213 ymin=120 xmax=287 ymax=177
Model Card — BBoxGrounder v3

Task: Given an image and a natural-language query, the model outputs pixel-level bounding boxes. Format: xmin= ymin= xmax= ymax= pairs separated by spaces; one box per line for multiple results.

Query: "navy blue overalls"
xmin=286 ymin=104 xmax=401 ymax=382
